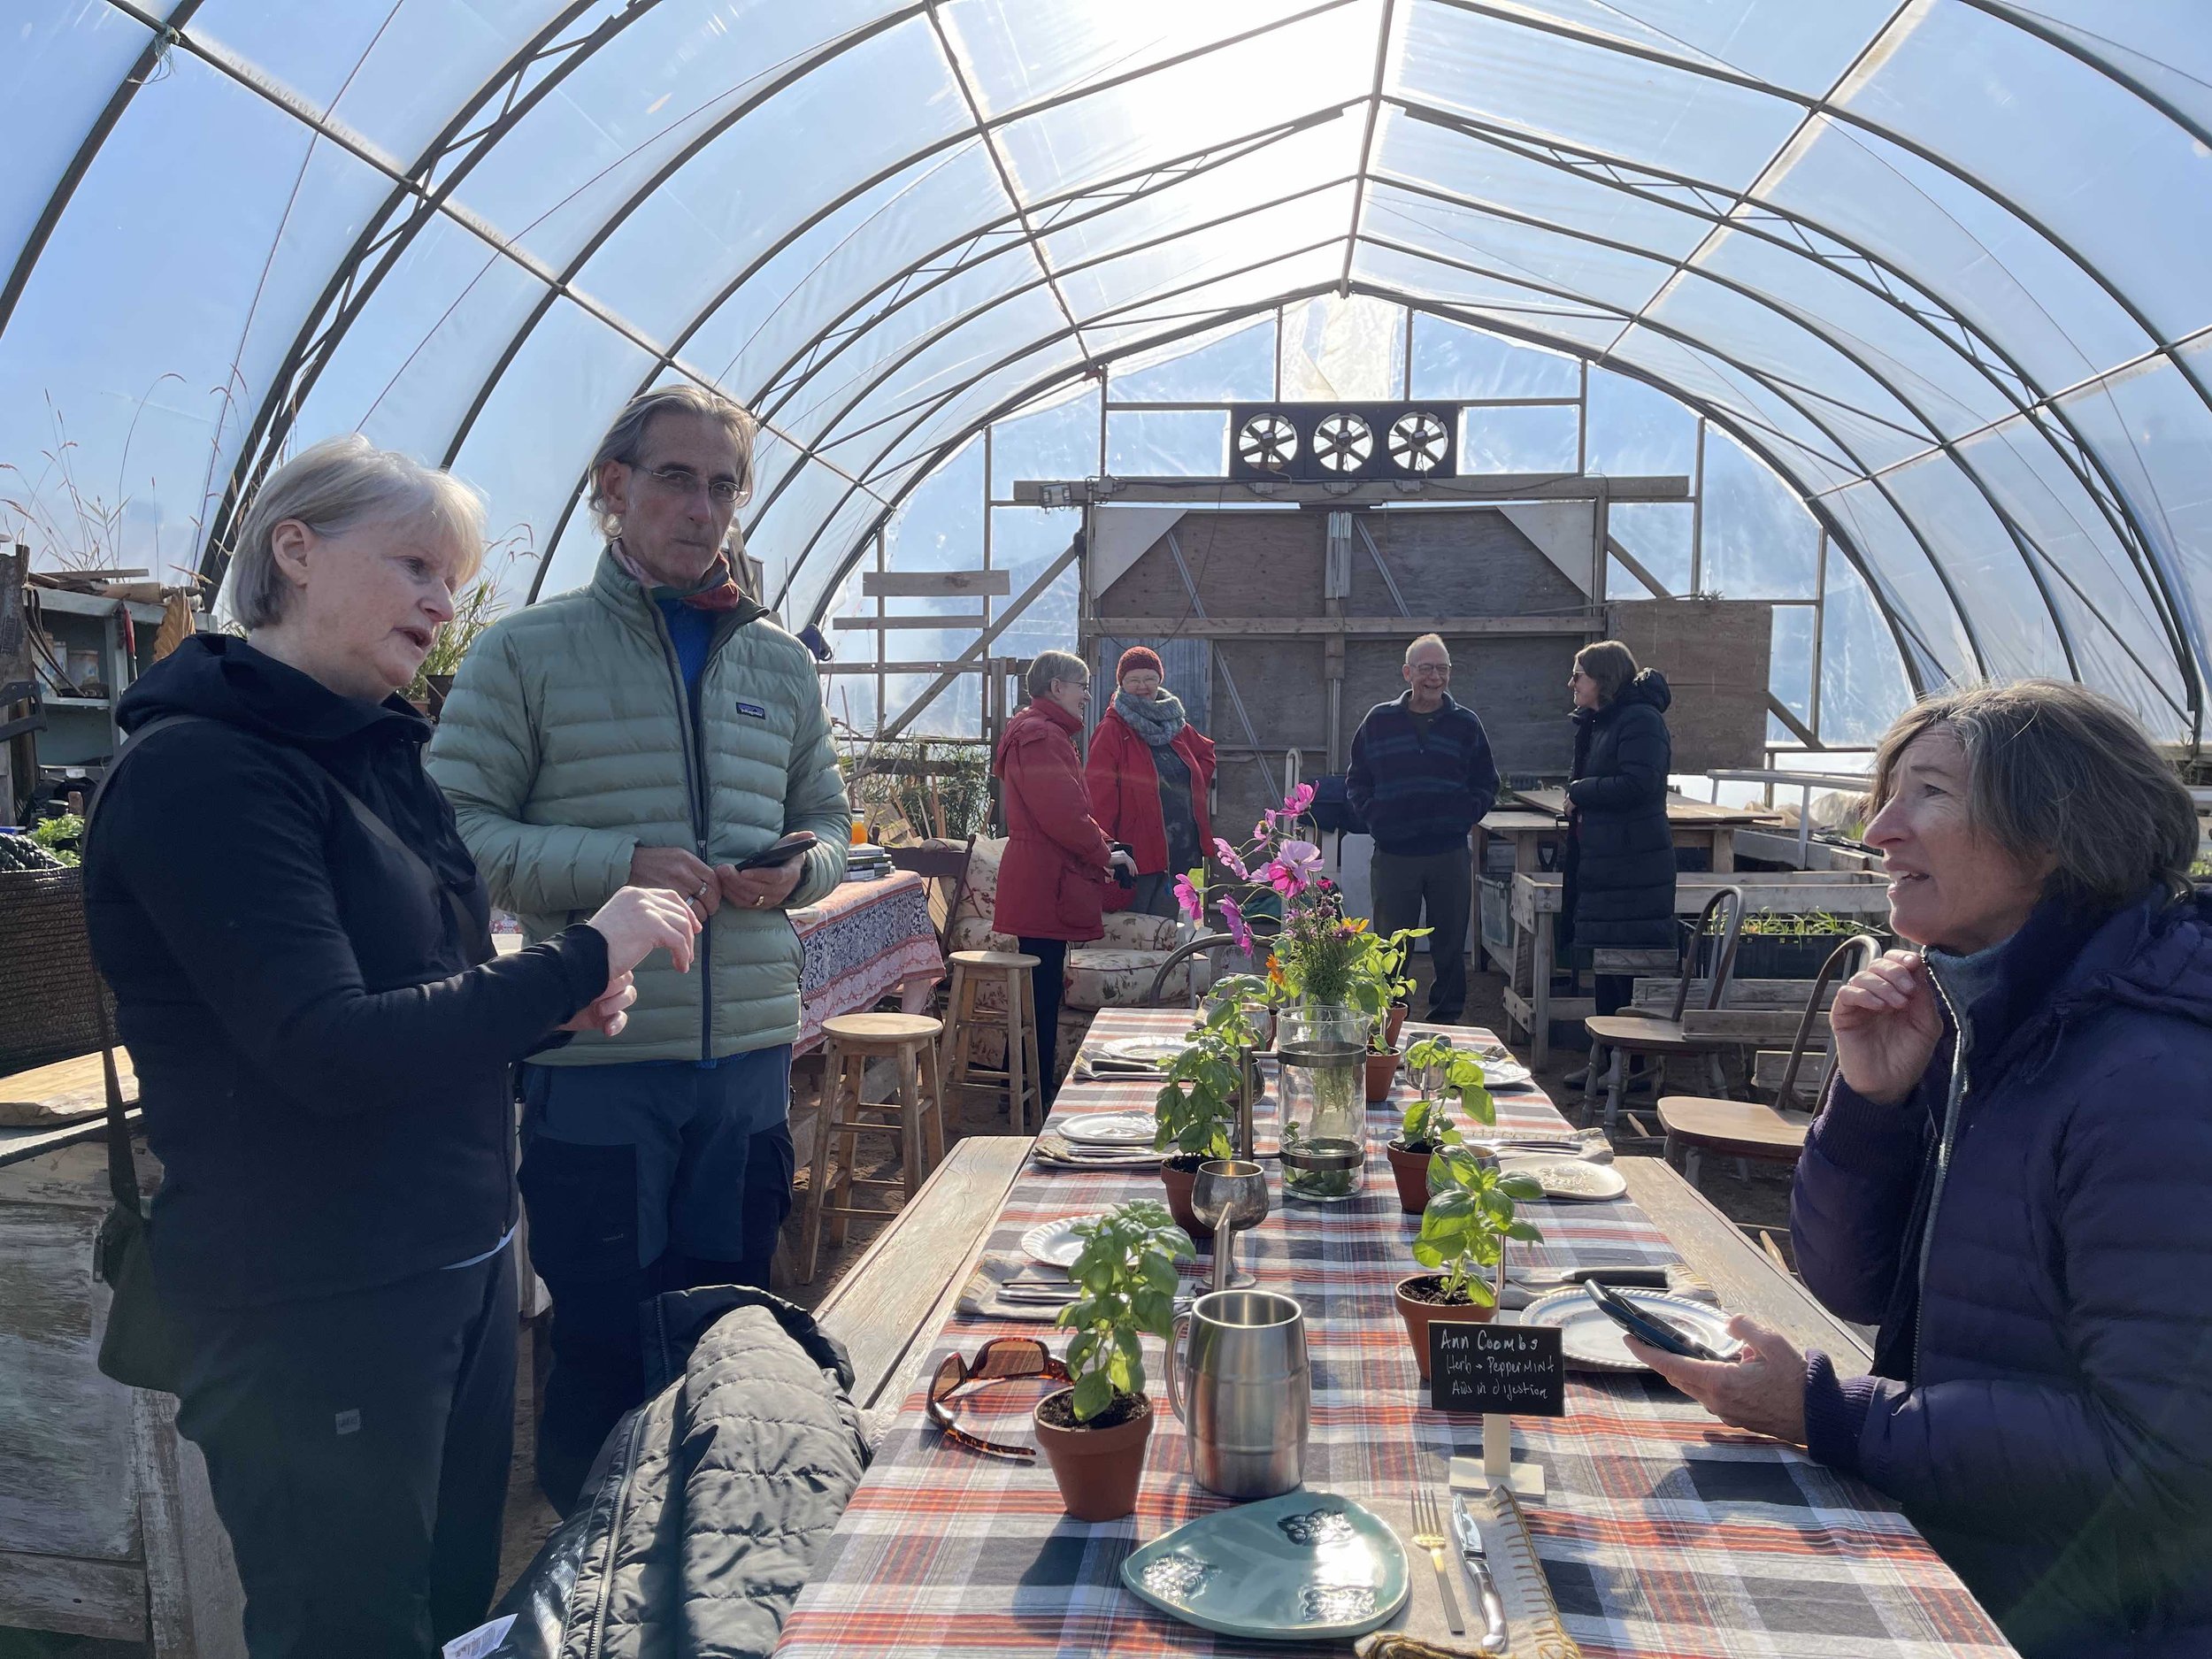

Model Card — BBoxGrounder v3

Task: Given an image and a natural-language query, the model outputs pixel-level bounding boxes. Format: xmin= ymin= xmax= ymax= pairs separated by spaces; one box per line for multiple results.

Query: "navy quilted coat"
xmin=1794 ymin=887 xmax=2212 ymax=1657
xmin=1562 ymin=669 xmax=1675 ymax=952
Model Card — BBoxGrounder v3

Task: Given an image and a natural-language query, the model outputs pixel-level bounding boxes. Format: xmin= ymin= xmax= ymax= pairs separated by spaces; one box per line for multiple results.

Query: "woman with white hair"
xmin=83 ymin=434 xmax=698 ymax=1658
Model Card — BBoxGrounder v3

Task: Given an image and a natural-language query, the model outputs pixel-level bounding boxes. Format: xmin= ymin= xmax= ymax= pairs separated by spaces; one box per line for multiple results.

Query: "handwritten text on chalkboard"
xmin=1430 ymin=1323 xmax=1565 ymax=1416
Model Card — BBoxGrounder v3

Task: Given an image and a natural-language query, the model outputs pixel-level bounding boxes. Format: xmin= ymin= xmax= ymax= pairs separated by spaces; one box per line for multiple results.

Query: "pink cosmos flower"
xmin=1174 ymin=872 xmax=1204 ymax=922
xmin=1218 ymin=895 xmax=1254 ymax=953
xmin=1212 ymin=837 xmax=1249 ymax=879
xmin=1262 ymin=840 xmax=1324 ymax=897
xmin=1284 ymin=782 xmax=1316 ymax=815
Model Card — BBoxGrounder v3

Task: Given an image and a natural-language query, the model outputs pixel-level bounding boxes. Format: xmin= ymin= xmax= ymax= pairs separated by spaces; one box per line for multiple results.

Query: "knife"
xmin=1451 ymin=1493 xmax=1512 ymax=1656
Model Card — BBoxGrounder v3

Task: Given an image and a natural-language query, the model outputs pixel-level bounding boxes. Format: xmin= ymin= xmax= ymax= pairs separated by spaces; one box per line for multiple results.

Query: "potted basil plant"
xmin=1153 ymin=992 xmax=1269 ymax=1238
xmin=1394 ymin=1148 xmax=1543 ymax=1381
xmin=1036 ymin=1201 xmax=1194 ymax=1520
xmin=1385 ymin=1036 xmax=1496 ymax=1214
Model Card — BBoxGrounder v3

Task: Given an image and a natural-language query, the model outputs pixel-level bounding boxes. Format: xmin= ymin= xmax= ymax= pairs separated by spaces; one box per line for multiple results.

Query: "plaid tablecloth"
xmin=791 ymin=872 xmax=942 ymax=1055
xmin=778 ymin=1008 xmax=2011 ymax=1658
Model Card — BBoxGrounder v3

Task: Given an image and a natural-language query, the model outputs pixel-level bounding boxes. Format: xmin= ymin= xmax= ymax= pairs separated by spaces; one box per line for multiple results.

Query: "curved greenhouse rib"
xmin=1386 ymin=96 xmax=2194 ymax=705
xmin=815 ymin=221 xmax=1999 ymax=687
xmin=781 ymin=285 xmax=1944 ymax=710
xmin=200 ymin=0 xmax=665 ymax=586
xmin=430 ymin=2 xmax=1369 ymax=484
xmin=0 ymin=0 xmax=209 ymax=338
xmin=1425 ymin=0 xmax=2212 ymax=431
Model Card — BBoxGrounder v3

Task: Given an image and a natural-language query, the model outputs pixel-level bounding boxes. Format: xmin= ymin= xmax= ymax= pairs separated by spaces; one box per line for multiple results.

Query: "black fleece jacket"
xmin=84 ymin=636 xmax=609 ymax=1309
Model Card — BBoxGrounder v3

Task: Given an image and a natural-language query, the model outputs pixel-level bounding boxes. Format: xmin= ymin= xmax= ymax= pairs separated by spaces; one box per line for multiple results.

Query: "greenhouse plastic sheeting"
xmin=6 ymin=1 xmax=2212 ymax=741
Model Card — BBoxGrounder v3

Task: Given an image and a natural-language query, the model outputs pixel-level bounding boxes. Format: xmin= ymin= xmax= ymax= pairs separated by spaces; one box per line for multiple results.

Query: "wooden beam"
xmin=879 ymin=535 xmax=1084 ymax=740
xmin=1604 ymin=534 xmax=1671 ymax=600
xmin=831 ymin=613 xmax=989 ymax=631
xmin=862 ymin=570 xmax=1010 ymax=597
xmin=1013 ymin=473 xmax=1690 ymax=506
xmin=1089 ymin=615 xmax=1602 ymax=638
xmin=1766 ymin=693 xmax=1821 ymax=749
xmin=820 ymin=661 xmax=989 ymax=674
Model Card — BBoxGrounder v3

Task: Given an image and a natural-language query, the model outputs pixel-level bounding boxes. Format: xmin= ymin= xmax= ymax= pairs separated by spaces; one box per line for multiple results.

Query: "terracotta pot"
xmin=1394 ymin=1275 xmax=1494 ymax=1382
xmin=1364 ymin=1048 xmax=1401 ymax=1104
xmin=1385 ymin=1141 xmax=1432 ymax=1214
xmin=1034 ymin=1389 xmax=1154 ymax=1521
xmin=1158 ymin=1160 xmax=1214 ymax=1241
xmin=1386 ymin=1003 xmax=1409 ymax=1048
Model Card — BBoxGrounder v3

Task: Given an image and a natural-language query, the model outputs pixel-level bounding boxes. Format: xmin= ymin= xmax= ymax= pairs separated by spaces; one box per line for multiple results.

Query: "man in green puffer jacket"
xmin=427 ymin=385 xmax=849 ymax=1510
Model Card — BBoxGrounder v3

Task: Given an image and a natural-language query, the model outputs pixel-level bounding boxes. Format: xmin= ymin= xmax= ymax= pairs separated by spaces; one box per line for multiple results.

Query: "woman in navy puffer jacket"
xmin=1632 ymin=680 xmax=2212 ymax=1658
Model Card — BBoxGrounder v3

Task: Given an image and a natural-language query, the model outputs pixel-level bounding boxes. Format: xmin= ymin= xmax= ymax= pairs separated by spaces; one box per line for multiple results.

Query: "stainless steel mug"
xmin=1164 ymin=1288 xmax=1310 ymax=1499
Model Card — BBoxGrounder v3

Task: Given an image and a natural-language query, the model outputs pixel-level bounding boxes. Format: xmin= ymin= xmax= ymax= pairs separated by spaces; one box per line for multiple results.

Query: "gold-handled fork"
xmin=1409 ymin=1487 xmax=1466 ymax=1637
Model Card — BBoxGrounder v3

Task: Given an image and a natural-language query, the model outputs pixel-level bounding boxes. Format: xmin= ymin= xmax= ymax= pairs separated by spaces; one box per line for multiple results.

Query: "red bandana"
xmin=612 ymin=541 xmax=749 ymax=611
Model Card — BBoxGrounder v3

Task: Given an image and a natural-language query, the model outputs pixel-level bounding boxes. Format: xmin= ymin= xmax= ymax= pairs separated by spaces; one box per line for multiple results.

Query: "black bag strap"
xmin=83 ymin=713 xmax=477 ymax=1211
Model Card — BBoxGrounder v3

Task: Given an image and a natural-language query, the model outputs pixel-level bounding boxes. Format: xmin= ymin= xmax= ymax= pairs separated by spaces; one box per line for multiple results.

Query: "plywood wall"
xmin=1605 ymin=598 xmax=1773 ymax=772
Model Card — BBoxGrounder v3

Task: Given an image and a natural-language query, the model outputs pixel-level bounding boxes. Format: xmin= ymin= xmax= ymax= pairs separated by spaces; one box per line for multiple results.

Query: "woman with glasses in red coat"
xmin=1086 ymin=646 xmax=1217 ymax=918
xmin=992 ymin=650 xmax=1135 ymax=1100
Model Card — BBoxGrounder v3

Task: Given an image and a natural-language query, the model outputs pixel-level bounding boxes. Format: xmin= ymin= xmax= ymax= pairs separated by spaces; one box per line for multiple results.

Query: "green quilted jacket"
xmin=426 ymin=551 xmax=849 ymax=1063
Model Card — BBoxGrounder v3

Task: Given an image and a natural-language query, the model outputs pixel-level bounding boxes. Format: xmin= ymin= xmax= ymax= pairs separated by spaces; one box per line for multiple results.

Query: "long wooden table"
xmin=776 ymin=1009 xmax=2010 ymax=1658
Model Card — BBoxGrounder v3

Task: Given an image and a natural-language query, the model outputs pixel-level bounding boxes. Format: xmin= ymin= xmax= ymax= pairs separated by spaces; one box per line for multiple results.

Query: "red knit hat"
xmin=1116 ymin=645 xmax=1165 ymax=684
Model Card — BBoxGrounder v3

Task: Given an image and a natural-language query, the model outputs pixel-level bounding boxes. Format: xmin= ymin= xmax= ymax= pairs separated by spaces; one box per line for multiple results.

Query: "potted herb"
xmin=1394 ymin=1148 xmax=1542 ymax=1380
xmin=1384 ymin=1035 xmax=1499 ymax=1213
xmin=1036 ymin=1201 xmax=1194 ymax=1520
xmin=1153 ymin=1025 xmax=1240 ymax=1240
xmin=1348 ymin=925 xmax=1425 ymax=1102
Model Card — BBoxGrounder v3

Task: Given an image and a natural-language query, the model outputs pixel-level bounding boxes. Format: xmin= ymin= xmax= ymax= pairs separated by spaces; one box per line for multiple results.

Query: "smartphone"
xmin=1583 ymin=1279 xmax=1732 ymax=1362
xmin=733 ymin=831 xmax=818 ymax=872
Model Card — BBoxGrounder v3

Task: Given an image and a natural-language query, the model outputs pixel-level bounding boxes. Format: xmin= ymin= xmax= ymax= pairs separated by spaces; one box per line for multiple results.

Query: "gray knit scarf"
xmin=1114 ymin=686 xmax=1187 ymax=747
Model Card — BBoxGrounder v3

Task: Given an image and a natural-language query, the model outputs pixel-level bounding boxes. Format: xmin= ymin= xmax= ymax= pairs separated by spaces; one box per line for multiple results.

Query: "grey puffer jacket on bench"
xmin=493 ymin=1288 xmax=871 ymax=1659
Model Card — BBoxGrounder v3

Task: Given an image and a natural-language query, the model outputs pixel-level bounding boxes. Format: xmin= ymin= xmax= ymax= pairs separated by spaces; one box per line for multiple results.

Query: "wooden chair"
xmin=1655 ymin=933 xmax=1880 ymax=1188
xmin=1580 ymin=887 xmax=1746 ymax=1131
xmin=801 ymin=1012 xmax=949 ymax=1284
xmin=941 ymin=949 xmax=1045 ymax=1133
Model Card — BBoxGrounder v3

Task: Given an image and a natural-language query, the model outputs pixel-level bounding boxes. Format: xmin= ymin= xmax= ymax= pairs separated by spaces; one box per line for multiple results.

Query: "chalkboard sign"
xmin=1430 ymin=1322 xmax=1565 ymax=1416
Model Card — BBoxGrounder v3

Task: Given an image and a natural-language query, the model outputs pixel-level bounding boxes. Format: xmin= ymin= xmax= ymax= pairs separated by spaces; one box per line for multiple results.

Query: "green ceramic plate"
xmin=1120 ymin=1492 xmax=1410 ymax=1641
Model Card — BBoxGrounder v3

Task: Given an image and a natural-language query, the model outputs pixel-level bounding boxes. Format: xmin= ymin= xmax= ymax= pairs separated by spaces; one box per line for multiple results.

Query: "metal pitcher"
xmin=1164 ymin=1288 xmax=1310 ymax=1499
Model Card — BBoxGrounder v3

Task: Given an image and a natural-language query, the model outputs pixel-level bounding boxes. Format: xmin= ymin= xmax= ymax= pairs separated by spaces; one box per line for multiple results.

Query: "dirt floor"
xmin=3 ymin=953 xmax=1797 ymax=1655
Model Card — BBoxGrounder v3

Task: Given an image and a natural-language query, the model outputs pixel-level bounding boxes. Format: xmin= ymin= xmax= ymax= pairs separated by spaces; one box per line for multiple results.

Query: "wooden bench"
xmin=813 ymin=1134 xmax=1030 ymax=1409
xmin=0 ymin=1138 xmax=245 ymax=1658
xmin=1617 ymin=1156 xmax=1871 ymax=1365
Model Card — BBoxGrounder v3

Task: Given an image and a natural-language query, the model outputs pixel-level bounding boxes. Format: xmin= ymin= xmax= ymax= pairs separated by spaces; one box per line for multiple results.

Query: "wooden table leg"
xmin=1531 ymin=910 xmax=1555 ymax=1070
xmin=1710 ymin=826 xmax=1734 ymax=872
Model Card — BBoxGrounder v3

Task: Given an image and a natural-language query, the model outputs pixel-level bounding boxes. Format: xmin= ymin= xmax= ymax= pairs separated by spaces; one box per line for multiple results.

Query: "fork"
xmin=1409 ymin=1488 xmax=1466 ymax=1636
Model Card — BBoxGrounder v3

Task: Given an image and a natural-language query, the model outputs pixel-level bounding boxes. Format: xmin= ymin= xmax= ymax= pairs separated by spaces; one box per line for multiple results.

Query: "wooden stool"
xmin=801 ymin=1012 xmax=948 ymax=1284
xmin=941 ymin=949 xmax=1044 ymax=1133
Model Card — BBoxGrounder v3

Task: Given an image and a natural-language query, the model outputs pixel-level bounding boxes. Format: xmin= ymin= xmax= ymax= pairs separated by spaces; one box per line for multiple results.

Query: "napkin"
xmin=1032 ymin=1131 xmax=1163 ymax=1171
xmin=1355 ymin=1485 xmax=1582 ymax=1659
xmin=957 ymin=1251 xmax=1076 ymax=1323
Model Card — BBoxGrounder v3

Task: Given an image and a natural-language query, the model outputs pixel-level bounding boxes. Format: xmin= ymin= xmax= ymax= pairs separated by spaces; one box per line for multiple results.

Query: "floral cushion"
xmin=1065 ymin=948 xmax=1197 ymax=1010
xmin=948 ymin=836 xmax=1014 ymax=954
xmin=1097 ymin=910 xmax=1179 ymax=951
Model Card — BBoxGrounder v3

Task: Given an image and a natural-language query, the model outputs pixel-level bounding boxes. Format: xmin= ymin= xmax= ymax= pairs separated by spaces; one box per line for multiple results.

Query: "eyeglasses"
xmin=926 ymin=1337 xmax=1070 ymax=1460
xmin=639 ymin=463 xmax=743 ymax=505
xmin=1409 ymin=662 xmax=1451 ymax=676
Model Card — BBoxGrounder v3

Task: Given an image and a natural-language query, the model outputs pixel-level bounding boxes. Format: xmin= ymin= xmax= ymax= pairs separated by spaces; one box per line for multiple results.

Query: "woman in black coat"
xmin=84 ymin=436 xmax=698 ymax=1658
xmin=1561 ymin=640 xmax=1675 ymax=1018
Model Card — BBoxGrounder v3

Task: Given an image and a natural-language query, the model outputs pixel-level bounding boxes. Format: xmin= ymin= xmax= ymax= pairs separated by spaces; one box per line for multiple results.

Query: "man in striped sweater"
xmin=1345 ymin=634 xmax=1500 ymax=1023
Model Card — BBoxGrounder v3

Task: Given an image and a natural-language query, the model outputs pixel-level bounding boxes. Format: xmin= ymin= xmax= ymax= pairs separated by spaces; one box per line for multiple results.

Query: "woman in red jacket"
xmin=993 ymin=649 xmax=1134 ymax=1100
xmin=1086 ymin=646 xmax=1217 ymax=917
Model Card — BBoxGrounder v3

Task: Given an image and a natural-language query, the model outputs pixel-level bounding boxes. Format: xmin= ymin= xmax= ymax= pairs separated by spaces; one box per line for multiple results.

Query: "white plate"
xmin=1021 ymin=1214 xmax=1109 ymax=1269
xmin=1100 ymin=1034 xmax=1187 ymax=1067
xmin=1520 ymin=1286 xmax=1742 ymax=1372
xmin=1498 ymin=1155 xmax=1627 ymax=1201
xmin=1056 ymin=1110 xmax=1159 ymax=1147
xmin=1477 ymin=1057 xmax=1533 ymax=1088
